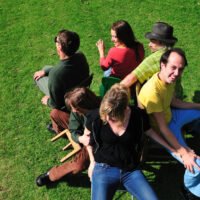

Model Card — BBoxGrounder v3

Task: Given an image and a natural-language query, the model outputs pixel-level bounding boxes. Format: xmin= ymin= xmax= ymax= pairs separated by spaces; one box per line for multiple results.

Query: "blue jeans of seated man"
xmin=91 ymin=162 xmax=158 ymax=200
xmin=168 ymin=108 xmax=200 ymax=197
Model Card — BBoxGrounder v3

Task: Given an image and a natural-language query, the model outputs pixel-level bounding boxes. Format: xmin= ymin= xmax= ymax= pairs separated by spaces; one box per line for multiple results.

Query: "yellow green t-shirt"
xmin=133 ymin=48 xmax=166 ymax=84
xmin=138 ymin=73 xmax=175 ymax=129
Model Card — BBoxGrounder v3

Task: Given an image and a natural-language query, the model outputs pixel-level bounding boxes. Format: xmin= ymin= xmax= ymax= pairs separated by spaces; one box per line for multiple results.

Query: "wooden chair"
xmin=51 ymin=129 xmax=81 ymax=163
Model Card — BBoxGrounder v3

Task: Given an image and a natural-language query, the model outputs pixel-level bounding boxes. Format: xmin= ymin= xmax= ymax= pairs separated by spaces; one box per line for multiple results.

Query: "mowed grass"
xmin=0 ymin=0 xmax=199 ymax=199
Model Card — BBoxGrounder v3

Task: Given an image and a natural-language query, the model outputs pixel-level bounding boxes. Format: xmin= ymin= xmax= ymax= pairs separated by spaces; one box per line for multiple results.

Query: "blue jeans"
xmin=91 ymin=162 xmax=158 ymax=200
xmin=168 ymin=108 xmax=200 ymax=197
xmin=103 ymin=68 xmax=112 ymax=77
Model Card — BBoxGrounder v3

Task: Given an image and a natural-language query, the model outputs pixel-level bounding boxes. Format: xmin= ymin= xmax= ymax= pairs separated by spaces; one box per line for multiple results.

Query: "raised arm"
xmin=96 ymin=39 xmax=105 ymax=58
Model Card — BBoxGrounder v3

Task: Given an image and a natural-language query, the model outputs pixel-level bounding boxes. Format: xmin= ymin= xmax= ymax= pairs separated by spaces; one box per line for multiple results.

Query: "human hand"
xmin=41 ymin=96 xmax=50 ymax=105
xmin=79 ymin=134 xmax=90 ymax=146
xmin=33 ymin=70 xmax=45 ymax=81
xmin=88 ymin=161 xmax=95 ymax=181
xmin=96 ymin=39 xmax=105 ymax=57
xmin=181 ymin=148 xmax=200 ymax=173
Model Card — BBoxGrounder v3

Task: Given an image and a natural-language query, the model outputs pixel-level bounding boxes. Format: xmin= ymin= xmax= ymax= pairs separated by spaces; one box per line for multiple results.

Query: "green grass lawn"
xmin=0 ymin=0 xmax=200 ymax=199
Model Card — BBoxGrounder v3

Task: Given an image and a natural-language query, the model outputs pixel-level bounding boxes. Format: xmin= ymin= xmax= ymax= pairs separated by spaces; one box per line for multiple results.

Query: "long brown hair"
xmin=111 ymin=20 xmax=142 ymax=61
xmin=65 ymin=87 xmax=101 ymax=111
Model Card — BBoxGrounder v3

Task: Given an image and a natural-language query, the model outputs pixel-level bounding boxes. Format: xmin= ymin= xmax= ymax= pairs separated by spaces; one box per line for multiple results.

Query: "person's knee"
xmin=50 ymin=109 xmax=59 ymax=119
xmin=71 ymin=157 xmax=89 ymax=174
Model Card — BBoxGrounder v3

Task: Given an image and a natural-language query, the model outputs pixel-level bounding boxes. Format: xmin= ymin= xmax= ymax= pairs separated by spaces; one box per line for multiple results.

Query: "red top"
xmin=100 ymin=43 xmax=144 ymax=79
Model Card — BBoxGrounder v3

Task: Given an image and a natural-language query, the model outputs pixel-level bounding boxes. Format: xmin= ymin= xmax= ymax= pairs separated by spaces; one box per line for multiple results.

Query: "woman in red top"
xmin=96 ymin=20 xmax=144 ymax=79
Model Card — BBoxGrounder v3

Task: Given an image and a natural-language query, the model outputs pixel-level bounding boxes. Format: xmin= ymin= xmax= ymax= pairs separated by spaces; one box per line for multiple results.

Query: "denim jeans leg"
xmin=170 ymin=109 xmax=200 ymax=133
xmin=91 ymin=163 xmax=120 ymax=200
xmin=103 ymin=68 xmax=112 ymax=77
xmin=184 ymin=158 xmax=200 ymax=197
xmin=168 ymin=108 xmax=200 ymax=197
xmin=122 ymin=170 xmax=158 ymax=200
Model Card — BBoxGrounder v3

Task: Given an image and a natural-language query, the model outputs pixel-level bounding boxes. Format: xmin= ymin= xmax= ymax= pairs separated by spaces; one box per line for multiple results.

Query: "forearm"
xmin=146 ymin=129 xmax=175 ymax=152
xmin=120 ymin=72 xmax=138 ymax=87
xmin=171 ymin=97 xmax=200 ymax=109
xmin=43 ymin=66 xmax=53 ymax=75
xmin=98 ymin=50 xmax=105 ymax=58
xmin=153 ymin=112 xmax=188 ymax=154
xmin=86 ymin=145 xmax=95 ymax=163
xmin=159 ymin=126 xmax=189 ymax=156
xmin=160 ymin=126 xmax=181 ymax=148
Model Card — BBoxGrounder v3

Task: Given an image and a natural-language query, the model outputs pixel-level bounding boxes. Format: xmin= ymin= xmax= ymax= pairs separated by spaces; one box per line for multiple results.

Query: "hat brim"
xmin=145 ymin=32 xmax=178 ymax=44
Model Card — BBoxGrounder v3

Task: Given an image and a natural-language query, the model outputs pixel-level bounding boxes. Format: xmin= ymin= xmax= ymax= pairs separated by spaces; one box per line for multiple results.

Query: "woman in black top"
xmin=85 ymin=84 xmax=175 ymax=200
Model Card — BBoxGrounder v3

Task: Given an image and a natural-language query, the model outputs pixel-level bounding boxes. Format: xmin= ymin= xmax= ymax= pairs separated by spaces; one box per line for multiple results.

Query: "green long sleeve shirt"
xmin=46 ymin=52 xmax=89 ymax=109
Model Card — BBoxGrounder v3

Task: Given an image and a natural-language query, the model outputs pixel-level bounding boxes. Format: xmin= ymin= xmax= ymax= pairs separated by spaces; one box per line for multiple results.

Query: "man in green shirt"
xmin=33 ymin=30 xmax=90 ymax=132
xmin=121 ymin=22 xmax=177 ymax=87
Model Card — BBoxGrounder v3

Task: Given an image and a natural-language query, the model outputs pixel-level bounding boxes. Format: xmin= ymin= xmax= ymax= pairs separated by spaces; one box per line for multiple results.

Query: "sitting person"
xmin=121 ymin=21 xmax=177 ymax=87
xmin=138 ymin=48 xmax=200 ymax=199
xmin=96 ymin=20 xmax=144 ymax=79
xmin=33 ymin=29 xmax=90 ymax=132
xmin=36 ymin=87 xmax=101 ymax=186
xmin=84 ymin=83 xmax=178 ymax=200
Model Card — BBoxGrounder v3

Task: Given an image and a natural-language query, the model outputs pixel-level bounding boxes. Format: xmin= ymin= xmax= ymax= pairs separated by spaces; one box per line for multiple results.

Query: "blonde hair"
xmin=99 ymin=83 xmax=130 ymax=123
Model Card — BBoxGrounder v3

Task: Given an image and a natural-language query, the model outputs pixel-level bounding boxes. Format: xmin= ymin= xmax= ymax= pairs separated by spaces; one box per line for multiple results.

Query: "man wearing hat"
xmin=121 ymin=22 xmax=177 ymax=87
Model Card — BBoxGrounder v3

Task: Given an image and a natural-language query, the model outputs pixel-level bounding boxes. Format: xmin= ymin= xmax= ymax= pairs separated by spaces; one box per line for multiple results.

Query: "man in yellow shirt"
xmin=138 ymin=48 xmax=200 ymax=199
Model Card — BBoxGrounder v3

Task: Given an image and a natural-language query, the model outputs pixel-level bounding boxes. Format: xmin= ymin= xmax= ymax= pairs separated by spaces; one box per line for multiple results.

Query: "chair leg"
xmin=62 ymin=143 xmax=72 ymax=150
xmin=51 ymin=129 xmax=67 ymax=142
xmin=60 ymin=148 xmax=81 ymax=163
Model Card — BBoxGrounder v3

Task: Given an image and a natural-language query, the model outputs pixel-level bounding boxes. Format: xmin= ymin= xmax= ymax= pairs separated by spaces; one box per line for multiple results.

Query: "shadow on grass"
xmin=144 ymin=134 xmax=200 ymax=200
xmin=46 ymin=135 xmax=199 ymax=200
xmin=46 ymin=173 xmax=91 ymax=189
xmin=192 ymin=90 xmax=200 ymax=103
xmin=143 ymin=160 xmax=184 ymax=200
